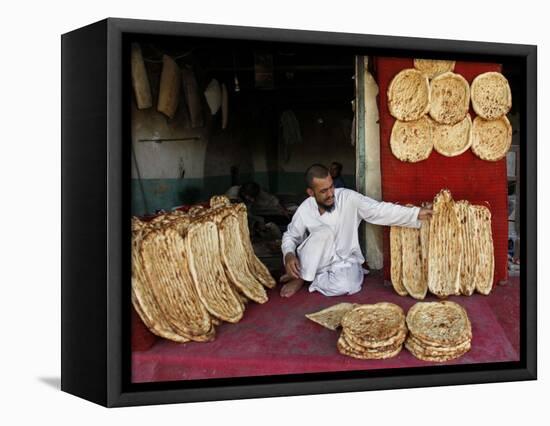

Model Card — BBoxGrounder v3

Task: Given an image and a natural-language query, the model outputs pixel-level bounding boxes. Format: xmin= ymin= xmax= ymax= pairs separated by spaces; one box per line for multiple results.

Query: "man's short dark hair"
xmin=305 ymin=164 xmax=329 ymax=188
xmin=239 ymin=181 xmax=261 ymax=199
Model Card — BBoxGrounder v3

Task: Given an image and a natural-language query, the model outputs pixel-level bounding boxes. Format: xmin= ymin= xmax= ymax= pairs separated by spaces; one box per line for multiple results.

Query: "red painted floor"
xmin=132 ymin=273 xmax=520 ymax=383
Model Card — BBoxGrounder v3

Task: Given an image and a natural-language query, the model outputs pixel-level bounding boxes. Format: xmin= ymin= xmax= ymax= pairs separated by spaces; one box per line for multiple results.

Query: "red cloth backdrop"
xmin=375 ymin=57 xmax=508 ymax=286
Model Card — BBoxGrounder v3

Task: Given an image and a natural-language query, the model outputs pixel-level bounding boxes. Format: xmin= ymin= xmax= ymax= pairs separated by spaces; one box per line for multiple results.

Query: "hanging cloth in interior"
xmin=279 ymin=110 xmax=302 ymax=162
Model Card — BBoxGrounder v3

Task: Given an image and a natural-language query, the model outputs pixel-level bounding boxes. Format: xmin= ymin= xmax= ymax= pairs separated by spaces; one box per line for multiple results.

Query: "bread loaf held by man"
xmin=280 ymin=164 xmax=433 ymax=297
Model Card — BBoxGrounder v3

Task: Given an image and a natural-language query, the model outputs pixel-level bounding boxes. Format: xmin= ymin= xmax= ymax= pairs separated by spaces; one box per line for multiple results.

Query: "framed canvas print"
xmin=61 ymin=18 xmax=536 ymax=407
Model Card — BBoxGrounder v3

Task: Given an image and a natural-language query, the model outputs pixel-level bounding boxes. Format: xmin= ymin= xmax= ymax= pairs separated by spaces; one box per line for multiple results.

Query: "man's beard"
xmin=317 ymin=200 xmax=335 ymax=212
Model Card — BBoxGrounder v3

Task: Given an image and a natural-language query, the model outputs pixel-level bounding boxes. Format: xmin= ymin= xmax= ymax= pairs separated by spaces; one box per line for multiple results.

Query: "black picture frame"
xmin=61 ymin=17 xmax=537 ymax=407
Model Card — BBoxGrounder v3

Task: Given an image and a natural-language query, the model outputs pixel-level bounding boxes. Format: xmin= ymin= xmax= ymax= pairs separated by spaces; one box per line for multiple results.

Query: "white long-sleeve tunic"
xmin=281 ymin=188 xmax=421 ymax=295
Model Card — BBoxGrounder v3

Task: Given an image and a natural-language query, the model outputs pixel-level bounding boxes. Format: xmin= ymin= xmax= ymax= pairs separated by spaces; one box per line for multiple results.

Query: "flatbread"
xmin=186 ymin=218 xmax=244 ymax=323
xmin=339 ymin=333 xmax=404 ymax=354
xmin=429 ymin=72 xmax=470 ymax=125
xmin=218 ymin=213 xmax=268 ymax=303
xmin=341 ymin=303 xmax=406 ymax=342
xmin=401 ymin=226 xmax=428 ymax=300
xmin=234 ymin=203 xmax=277 ymax=288
xmin=414 ymin=59 xmax=456 ymax=79
xmin=405 ymin=337 xmax=470 ymax=362
xmin=344 ymin=326 xmax=407 ymax=349
xmin=406 ymin=301 xmax=472 ymax=346
xmin=140 ymin=226 xmax=215 ymax=341
xmin=407 ymin=334 xmax=471 ymax=353
xmin=337 ymin=335 xmax=403 ymax=360
xmin=471 ymin=205 xmax=494 ymax=295
xmin=210 ymin=194 xmax=231 ymax=209
xmin=471 ymin=116 xmax=512 ymax=162
xmin=471 ymin=72 xmax=512 ymax=120
xmin=390 ymin=116 xmax=433 ymax=162
xmin=390 ymin=226 xmax=408 ymax=296
xmin=432 ymin=114 xmax=472 ymax=157
xmin=454 ymin=201 xmax=477 ymax=296
xmin=387 ymin=68 xmax=430 ymax=121
xmin=131 ymin=228 xmax=191 ymax=343
xmin=419 ymin=218 xmax=430 ymax=289
xmin=427 ymin=189 xmax=462 ymax=297
xmin=305 ymin=303 xmax=359 ymax=330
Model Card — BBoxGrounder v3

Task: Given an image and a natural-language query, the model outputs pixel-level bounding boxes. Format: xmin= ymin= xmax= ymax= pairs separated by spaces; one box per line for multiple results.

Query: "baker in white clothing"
xmin=280 ymin=164 xmax=433 ymax=298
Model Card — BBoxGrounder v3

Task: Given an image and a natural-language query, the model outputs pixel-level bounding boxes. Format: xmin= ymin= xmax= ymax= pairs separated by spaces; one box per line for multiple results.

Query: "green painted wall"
xmin=131 ymin=173 xmax=356 ymax=216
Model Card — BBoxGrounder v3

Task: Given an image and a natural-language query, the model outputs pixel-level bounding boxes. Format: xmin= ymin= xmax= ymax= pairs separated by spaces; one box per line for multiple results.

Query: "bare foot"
xmin=280 ymin=278 xmax=304 ymax=298
xmin=279 ymin=273 xmax=292 ymax=284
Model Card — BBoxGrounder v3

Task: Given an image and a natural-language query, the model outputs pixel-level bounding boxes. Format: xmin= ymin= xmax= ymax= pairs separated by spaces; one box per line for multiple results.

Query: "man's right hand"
xmin=284 ymin=253 xmax=301 ymax=279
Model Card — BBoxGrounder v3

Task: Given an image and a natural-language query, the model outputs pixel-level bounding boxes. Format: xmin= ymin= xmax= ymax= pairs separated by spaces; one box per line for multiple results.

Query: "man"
xmin=329 ymin=161 xmax=346 ymax=188
xmin=280 ymin=164 xmax=433 ymax=298
xmin=226 ymin=181 xmax=289 ymax=240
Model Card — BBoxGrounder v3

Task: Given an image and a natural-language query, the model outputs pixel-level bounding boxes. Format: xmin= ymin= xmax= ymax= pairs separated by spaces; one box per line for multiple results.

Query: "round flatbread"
xmin=390 ymin=116 xmax=433 ymax=163
xmin=337 ymin=335 xmax=403 ymax=360
xmin=341 ymin=303 xmax=405 ymax=342
xmin=387 ymin=68 xmax=430 ymax=121
xmin=429 ymin=72 xmax=470 ymax=125
xmin=405 ymin=337 xmax=470 ymax=362
xmin=471 ymin=72 xmax=512 ymax=120
xmin=432 ymin=114 xmax=472 ymax=157
xmin=406 ymin=301 xmax=472 ymax=346
xmin=471 ymin=116 xmax=512 ymax=161
xmin=414 ymin=59 xmax=456 ymax=79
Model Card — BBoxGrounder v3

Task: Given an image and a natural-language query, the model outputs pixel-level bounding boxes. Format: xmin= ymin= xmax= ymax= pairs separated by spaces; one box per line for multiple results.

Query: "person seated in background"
xmin=225 ymin=181 xmax=289 ymax=241
xmin=329 ymin=161 xmax=346 ymax=188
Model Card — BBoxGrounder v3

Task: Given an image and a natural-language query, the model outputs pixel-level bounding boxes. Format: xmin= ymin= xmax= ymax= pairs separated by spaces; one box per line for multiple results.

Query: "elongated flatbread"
xmin=432 ymin=114 xmax=472 ymax=157
xmin=131 ymin=227 xmax=190 ymax=343
xmin=140 ymin=226 xmax=215 ymax=341
xmin=390 ymin=116 xmax=433 ymax=162
xmin=401 ymin=227 xmax=428 ymax=300
xmin=218 ymin=213 xmax=268 ymax=303
xmin=305 ymin=303 xmax=359 ymax=330
xmin=234 ymin=203 xmax=276 ymax=288
xmin=454 ymin=201 xmax=477 ymax=295
xmin=387 ymin=68 xmax=430 ymax=122
xmin=390 ymin=226 xmax=408 ymax=296
xmin=186 ymin=218 xmax=244 ymax=322
xmin=427 ymin=190 xmax=462 ymax=297
xmin=471 ymin=116 xmax=512 ymax=162
xmin=471 ymin=72 xmax=512 ymax=120
xmin=471 ymin=205 xmax=494 ymax=294
xmin=429 ymin=72 xmax=470 ymax=125
xmin=414 ymin=59 xmax=456 ymax=79
xmin=420 ymin=217 xmax=430 ymax=288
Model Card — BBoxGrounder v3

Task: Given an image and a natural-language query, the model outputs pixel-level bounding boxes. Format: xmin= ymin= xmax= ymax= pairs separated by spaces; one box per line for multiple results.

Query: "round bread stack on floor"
xmin=337 ymin=303 xmax=407 ymax=360
xmin=405 ymin=301 xmax=472 ymax=362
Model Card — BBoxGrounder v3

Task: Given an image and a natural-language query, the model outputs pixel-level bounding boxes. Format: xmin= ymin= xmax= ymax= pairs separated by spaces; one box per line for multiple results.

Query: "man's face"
xmin=308 ymin=175 xmax=335 ymax=211
xmin=329 ymin=165 xmax=338 ymax=178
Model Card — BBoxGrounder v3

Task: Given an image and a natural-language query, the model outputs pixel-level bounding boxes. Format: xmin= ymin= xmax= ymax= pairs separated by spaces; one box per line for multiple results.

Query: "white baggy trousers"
xmin=297 ymin=225 xmax=365 ymax=296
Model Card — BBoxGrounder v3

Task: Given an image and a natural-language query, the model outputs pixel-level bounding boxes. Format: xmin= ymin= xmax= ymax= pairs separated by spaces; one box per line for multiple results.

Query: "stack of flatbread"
xmin=405 ymin=301 xmax=472 ymax=362
xmin=389 ymin=62 xmax=512 ymax=162
xmin=131 ymin=195 xmax=275 ymax=343
xmin=336 ymin=303 xmax=407 ymax=360
xmin=389 ymin=189 xmax=494 ymax=298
